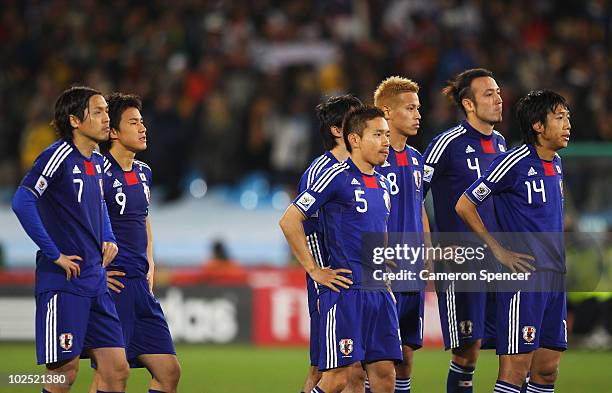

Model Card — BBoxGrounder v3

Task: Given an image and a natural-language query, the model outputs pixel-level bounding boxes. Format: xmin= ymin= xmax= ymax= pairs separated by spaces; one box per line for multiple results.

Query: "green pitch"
xmin=0 ymin=343 xmax=609 ymax=392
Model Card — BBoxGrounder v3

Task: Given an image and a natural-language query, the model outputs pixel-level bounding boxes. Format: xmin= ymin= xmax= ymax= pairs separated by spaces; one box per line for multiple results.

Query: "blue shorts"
xmin=310 ymin=309 xmax=320 ymax=366
xmin=35 ymin=290 xmax=124 ymax=365
xmin=396 ymin=291 xmax=424 ymax=349
xmin=110 ymin=276 xmax=175 ymax=368
xmin=318 ymin=289 xmax=402 ymax=371
xmin=437 ymin=282 xmax=497 ymax=350
xmin=496 ymin=289 xmax=567 ymax=355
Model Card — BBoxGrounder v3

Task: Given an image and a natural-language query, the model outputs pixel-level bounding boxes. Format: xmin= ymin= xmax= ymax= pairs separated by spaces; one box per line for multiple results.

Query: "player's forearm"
xmin=455 ymin=194 xmax=503 ymax=253
xmin=279 ymin=207 xmax=318 ymax=275
xmin=12 ymin=186 xmax=61 ymax=261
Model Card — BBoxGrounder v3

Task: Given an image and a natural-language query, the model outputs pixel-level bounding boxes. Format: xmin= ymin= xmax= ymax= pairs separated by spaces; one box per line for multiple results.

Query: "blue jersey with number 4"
xmin=423 ymin=120 xmax=506 ymax=232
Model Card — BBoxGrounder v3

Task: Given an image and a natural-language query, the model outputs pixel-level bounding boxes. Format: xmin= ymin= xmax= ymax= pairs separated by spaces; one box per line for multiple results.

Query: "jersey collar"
xmin=461 ymin=120 xmax=495 ymax=140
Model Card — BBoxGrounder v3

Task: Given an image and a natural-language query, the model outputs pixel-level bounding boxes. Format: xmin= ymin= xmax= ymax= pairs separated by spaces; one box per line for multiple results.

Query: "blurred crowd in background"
xmin=0 ymin=0 xmax=610 ymax=201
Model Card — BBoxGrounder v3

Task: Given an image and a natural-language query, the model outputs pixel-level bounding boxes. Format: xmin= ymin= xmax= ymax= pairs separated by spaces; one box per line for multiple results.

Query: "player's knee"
xmin=371 ymin=368 xmax=396 ymax=393
xmin=103 ymin=359 xmax=129 ymax=383
xmin=48 ymin=359 xmax=79 ymax=386
xmin=395 ymin=360 xmax=412 ymax=378
xmin=533 ymin=365 xmax=559 ymax=385
xmin=326 ymin=372 xmax=349 ymax=392
xmin=161 ymin=360 xmax=181 ymax=387
xmin=452 ymin=342 xmax=480 ymax=367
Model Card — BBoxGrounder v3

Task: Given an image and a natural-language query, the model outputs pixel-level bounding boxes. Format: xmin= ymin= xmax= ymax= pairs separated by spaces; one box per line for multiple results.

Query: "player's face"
xmin=471 ymin=76 xmax=503 ymax=124
xmin=113 ymin=107 xmax=147 ymax=152
xmin=76 ymin=94 xmax=110 ymax=143
xmin=540 ymin=105 xmax=571 ymax=150
xmin=358 ymin=117 xmax=390 ymax=166
xmin=387 ymin=92 xmax=421 ymax=137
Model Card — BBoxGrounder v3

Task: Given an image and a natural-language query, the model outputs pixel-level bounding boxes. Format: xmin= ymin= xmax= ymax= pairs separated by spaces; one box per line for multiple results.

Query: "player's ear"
xmin=532 ymin=121 xmax=545 ymax=135
xmin=348 ymin=132 xmax=360 ymax=150
xmin=330 ymin=126 xmax=342 ymax=138
xmin=68 ymin=114 xmax=81 ymax=129
xmin=382 ymin=105 xmax=391 ymax=120
xmin=110 ymin=127 xmax=120 ymax=140
xmin=461 ymin=98 xmax=475 ymax=114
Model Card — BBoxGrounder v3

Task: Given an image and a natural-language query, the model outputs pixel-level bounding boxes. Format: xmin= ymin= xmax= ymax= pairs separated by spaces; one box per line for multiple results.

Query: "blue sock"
xmin=149 ymin=390 xmax=166 ymax=393
xmin=396 ymin=377 xmax=411 ymax=392
xmin=493 ymin=380 xmax=521 ymax=393
xmin=365 ymin=377 xmax=371 ymax=393
xmin=42 ymin=389 xmax=51 ymax=393
xmin=526 ymin=381 xmax=554 ymax=393
xmin=447 ymin=361 xmax=475 ymax=392
xmin=311 ymin=387 xmax=326 ymax=393
xmin=96 ymin=391 xmax=124 ymax=393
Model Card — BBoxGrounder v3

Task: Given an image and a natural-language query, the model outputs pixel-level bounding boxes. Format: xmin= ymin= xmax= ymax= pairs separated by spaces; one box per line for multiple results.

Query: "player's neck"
xmin=330 ymin=144 xmax=350 ymax=162
xmin=71 ymin=133 xmax=98 ymax=159
xmin=533 ymin=142 xmax=556 ymax=161
xmin=350 ymin=154 xmax=375 ymax=175
xmin=390 ymin=131 xmax=407 ymax=151
xmin=109 ymin=145 xmax=136 ymax=171
xmin=465 ymin=116 xmax=493 ymax=136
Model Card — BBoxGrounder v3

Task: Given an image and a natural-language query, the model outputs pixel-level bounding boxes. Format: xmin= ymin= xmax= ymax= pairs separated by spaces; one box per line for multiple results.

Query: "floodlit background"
xmin=0 ymin=1 xmax=610 ymax=392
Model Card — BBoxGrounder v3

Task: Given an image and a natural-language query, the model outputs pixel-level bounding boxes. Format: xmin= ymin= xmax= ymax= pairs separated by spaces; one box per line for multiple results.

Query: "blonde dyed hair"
xmin=374 ymin=76 xmax=419 ymax=108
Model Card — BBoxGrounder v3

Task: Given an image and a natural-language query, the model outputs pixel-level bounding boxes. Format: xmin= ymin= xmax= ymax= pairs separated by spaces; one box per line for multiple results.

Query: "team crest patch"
xmin=59 ymin=333 xmax=73 ymax=350
xmin=413 ymin=170 xmax=422 ymax=189
xmin=471 ymin=182 xmax=491 ymax=201
xmin=459 ymin=320 xmax=473 ymax=336
xmin=522 ymin=326 xmax=536 ymax=343
xmin=296 ymin=192 xmax=316 ymax=211
xmin=423 ymin=165 xmax=434 ymax=182
xmin=339 ymin=338 xmax=353 ymax=356
xmin=35 ymin=175 xmax=48 ymax=195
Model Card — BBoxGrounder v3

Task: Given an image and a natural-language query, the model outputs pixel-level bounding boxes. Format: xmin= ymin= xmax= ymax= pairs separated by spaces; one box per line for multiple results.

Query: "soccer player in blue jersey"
xmin=422 ymin=68 xmax=506 ymax=392
xmin=299 ymin=94 xmax=363 ymax=393
xmin=12 ymin=86 xmax=129 ymax=393
xmin=89 ymin=93 xmax=180 ymax=393
xmin=373 ymin=77 xmax=430 ymax=393
xmin=280 ymin=106 xmax=401 ymax=393
xmin=456 ymin=90 xmax=570 ymax=393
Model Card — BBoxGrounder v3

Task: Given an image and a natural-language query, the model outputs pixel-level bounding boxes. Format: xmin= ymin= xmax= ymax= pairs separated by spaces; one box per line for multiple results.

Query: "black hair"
xmin=442 ymin=68 xmax=494 ymax=116
xmin=516 ymin=90 xmax=569 ymax=145
xmin=101 ymin=92 xmax=143 ymax=151
xmin=342 ymin=105 xmax=386 ymax=153
xmin=315 ymin=94 xmax=363 ymax=150
xmin=52 ymin=86 xmax=101 ymax=140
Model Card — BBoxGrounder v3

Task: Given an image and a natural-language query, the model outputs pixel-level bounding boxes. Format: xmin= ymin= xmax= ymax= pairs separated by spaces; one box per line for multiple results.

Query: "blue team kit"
xmin=294 ymin=158 xmax=402 ymax=369
xmin=102 ymin=153 xmax=175 ymax=367
xmin=376 ymin=144 xmax=426 ymax=348
xmin=15 ymin=140 xmax=124 ymax=364
xmin=465 ymin=144 xmax=568 ymax=354
xmin=423 ymin=121 xmax=506 ymax=350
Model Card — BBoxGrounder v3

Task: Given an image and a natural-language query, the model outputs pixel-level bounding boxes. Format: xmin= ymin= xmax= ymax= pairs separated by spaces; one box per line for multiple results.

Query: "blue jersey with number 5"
xmin=293 ymin=158 xmax=390 ymax=289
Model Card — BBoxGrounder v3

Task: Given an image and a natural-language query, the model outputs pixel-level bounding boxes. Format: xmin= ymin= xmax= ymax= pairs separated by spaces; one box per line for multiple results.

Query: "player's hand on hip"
xmin=102 ymin=242 xmax=118 ymax=267
xmin=310 ymin=267 xmax=353 ymax=293
xmin=54 ymin=254 xmax=82 ymax=281
xmin=493 ymin=246 xmax=535 ymax=273
xmin=106 ymin=270 xmax=126 ymax=293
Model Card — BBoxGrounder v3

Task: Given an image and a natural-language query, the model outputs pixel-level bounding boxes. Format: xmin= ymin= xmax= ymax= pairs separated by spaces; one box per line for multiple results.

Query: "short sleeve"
xmin=293 ymin=162 xmax=346 ymax=217
xmin=464 ymin=149 xmax=525 ymax=206
xmin=21 ymin=142 xmax=72 ymax=198
xmin=422 ymin=133 xmax=451 ymax=195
